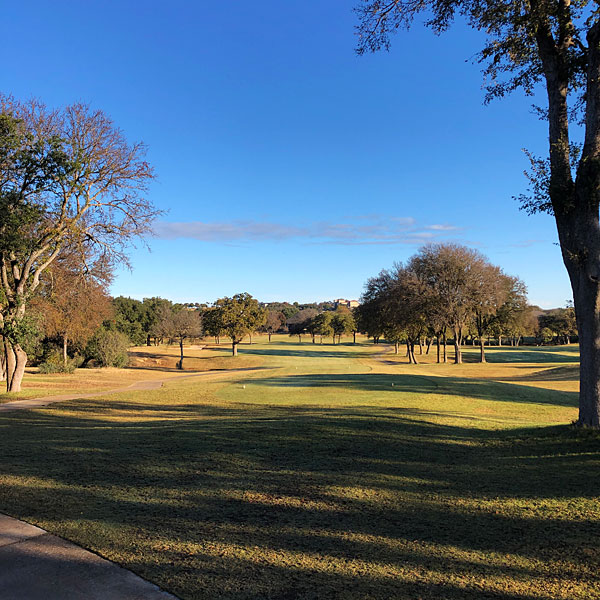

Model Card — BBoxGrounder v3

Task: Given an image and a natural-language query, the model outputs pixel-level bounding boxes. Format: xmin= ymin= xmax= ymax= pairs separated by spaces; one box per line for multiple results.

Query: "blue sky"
xmin=4 ymin=1 xmax=570 ymax=307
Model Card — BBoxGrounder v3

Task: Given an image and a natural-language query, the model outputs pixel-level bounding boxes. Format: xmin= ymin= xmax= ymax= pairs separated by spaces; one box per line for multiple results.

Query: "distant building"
xmin=333 ymin=298 xmax=360 ymax=309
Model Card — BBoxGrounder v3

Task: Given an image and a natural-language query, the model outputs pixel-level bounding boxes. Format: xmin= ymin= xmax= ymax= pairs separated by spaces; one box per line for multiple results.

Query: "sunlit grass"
xmin=1 ymin=336 xmax=598 ymax=599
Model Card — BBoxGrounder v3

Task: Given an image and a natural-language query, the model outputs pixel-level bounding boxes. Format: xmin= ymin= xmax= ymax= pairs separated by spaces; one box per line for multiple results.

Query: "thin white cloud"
xmin=154 ymin=215 xmax=464 ymax=246
xmin=425 ymin=224 xmax=461 ymax=231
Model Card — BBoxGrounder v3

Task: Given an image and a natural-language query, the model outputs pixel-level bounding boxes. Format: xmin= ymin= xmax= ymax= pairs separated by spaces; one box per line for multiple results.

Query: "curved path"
xmin=0 ymin=513 xmax=177 ymax=599
xmin=0 ymin=366 xmax=264 ymax=413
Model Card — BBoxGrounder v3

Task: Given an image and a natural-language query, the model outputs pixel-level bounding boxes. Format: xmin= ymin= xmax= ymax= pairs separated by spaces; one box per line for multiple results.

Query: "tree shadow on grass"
xmin=1 ymin=402 xmax=600 ymax=600
xmin=244 ymin=372 xmax=578 ymax=408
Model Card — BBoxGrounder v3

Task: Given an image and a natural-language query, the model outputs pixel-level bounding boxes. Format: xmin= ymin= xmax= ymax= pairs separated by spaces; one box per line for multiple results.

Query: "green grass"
xmin=1 ymin=337 xmax=599 ymax=599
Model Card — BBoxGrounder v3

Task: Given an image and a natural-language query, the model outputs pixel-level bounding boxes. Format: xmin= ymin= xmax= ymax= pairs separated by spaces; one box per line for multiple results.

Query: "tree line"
xmin=355 ymin=243 xmax=541 ymax=364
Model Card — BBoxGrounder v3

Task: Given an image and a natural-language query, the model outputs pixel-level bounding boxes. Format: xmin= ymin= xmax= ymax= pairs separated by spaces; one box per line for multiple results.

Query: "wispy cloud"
xmin=508 ymin=239 xmax=547 ymax=248
xmin=154 ymin=215 xmax=464 ymax=246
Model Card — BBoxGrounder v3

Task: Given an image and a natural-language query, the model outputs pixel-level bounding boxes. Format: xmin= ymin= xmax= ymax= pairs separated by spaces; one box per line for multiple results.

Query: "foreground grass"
xmin=0 ymin=338 xmax=599 ymax=599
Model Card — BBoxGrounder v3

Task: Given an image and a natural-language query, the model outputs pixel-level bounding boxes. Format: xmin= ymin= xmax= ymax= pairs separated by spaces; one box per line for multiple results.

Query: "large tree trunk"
xmin=410 ymin=341 xmax=418 ymax=364
xmin=443 ymin=333 xmax=447 ymax=363
xmin=353 ymin=331 xmax=356 ymax=344
xmin=561 ymin=247 xmax=600 ymax=425
xmin=479 ymin=337 xmax=486 ymax=363
xmin=0 ymin=336 xmax=6 ymax=382
xmin=232 ymin=342 xmax=238 ymax=357
xmin=436 ymin=335 xmax=440 ymax=363
xmin=394 ymin=342 xmax=399 ymax=354
xmin=6 ymin=343 xmax=27 ymax=392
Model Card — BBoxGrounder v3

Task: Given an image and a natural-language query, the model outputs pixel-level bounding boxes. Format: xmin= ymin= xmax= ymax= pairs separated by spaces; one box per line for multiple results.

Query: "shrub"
xmin=86 ymin=329 xmax=130 ymax=367
xmin=38 ymin=349 xmax=77 ymax=374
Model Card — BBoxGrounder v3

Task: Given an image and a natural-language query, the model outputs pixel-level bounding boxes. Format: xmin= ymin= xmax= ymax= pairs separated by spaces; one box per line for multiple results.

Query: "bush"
xmin=38 ymin=349 xmax=77 ymax=374
xmin=86 ymin=329 xmax=130 ymax=367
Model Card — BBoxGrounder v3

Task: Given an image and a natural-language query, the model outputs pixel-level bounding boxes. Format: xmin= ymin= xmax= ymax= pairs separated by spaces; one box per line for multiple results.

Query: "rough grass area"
xmin=0 ymin=342 xmax=262 ymax=403
xmin=1 ymin=337 xmax=599 ymax=599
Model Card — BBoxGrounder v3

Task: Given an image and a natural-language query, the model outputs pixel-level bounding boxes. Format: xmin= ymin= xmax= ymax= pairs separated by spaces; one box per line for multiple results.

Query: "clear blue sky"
xmin=4 ymin=1 xmax=570 ymax=308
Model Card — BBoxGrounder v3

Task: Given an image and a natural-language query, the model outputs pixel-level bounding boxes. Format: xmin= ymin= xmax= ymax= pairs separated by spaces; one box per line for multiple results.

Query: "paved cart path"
xmin=0 ymin=513 xmax=178 ymax=600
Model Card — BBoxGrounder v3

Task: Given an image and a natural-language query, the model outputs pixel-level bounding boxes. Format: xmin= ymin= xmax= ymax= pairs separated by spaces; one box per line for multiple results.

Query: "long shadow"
xmin=1 ymin=401 xmax=598 ymax=598
xmin=244 ymin=372 xmax=578 ymax=407
xmin=240 ymin=347 xmax=367 ymax=359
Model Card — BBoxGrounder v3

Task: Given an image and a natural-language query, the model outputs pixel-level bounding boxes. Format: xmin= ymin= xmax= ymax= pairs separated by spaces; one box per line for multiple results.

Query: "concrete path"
xmin=0 ymin=366 xmax=266 ymax=413
xmin=0 ymin=513 xmax=178 ymax=599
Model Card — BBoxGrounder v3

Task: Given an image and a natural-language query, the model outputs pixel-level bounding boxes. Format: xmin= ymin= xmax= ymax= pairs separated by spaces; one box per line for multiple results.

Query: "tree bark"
xmin=63 ymin=335 xmax=68 ymax=367
xmin=0 ymin=336 xmax=6 ymax=382
xmin=410 ymin=341 xmax=418 ymax=364
xmin=443 ymin=333 xmax=447 ymax=363
xmin=178 ymin=339 xmax=184 ymax=369
xmin=6 ymin=343 xmax=27 ymax=392
xmin=232 ymin=342 xmax=238 ymax=357
xmin=426 ymin=337 xmax=433 ymax=355
xmin=479 ymin=337 xmax=486 ymax=363
xmin=454 ymin=329 xmax=462 ymax=364
xmin=268 ymin=332 xmax=272 ymax=342
xmin=436 ymin=336 xmax=440 ymax=363
xmin=353 ymin=331 xmax=356 ymax=344
xmin=394 ymin=341 xmax=399 ymax=354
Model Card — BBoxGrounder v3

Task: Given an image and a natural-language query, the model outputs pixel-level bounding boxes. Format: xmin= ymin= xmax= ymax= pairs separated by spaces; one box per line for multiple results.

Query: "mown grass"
xmin=0 ymin=337 xmax=599 ymax=599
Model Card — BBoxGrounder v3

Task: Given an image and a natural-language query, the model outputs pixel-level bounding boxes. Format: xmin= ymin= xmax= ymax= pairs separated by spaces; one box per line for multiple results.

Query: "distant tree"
xmin=411 ymin=244 xmax=488 ymax=364
xmin=354 ymin=298 xmax=384 ymax=344
xmin=142 ymin=297 xmax=173 ymax=345
xmin=311 ymin=312 xmax=334 ymax=344
xmin=213 ymin=293 xmax=266 ymax=356
xmin=260 ymin=310 xmax=286 ymax=342
xmin=203 ymin=307 xmax=226 ymax=344
xmin=169 ymin=309 xmax=202 ymax=369
xmin=287 ymin=309 xmax=319 ymax=343
xmin=472 ymin=270 xmax=525 ymax=362
xmin=331 ymin=308 xmax=356 ymax=345
xmin=112 ymin=297 xmax=147 ymax=346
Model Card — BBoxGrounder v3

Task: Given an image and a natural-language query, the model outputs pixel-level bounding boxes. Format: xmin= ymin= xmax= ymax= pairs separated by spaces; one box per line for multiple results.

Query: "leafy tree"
xmin=142 ymin=297 xmax=173 ymax=345
xmin=311 ymin=312 xmax=334 ymax=343
xmin=331 ymin=308 xmax=356 ymax=345
xmin=85 ymin=328 xmax=129 ymax=368
xmin=260 ymin=310 xmax=286 ymax=342
xmin=472 ymin=270 xmax=527 ymax=362
xmin=354 ymin=297 xmax=384 ymax=344
xmin=34 ymin=249 xmax=113 ymax=367
xmin=354 ymin=0 xmax=600 ymax=424
xmin=213 ymin=293 xmax=266 ymax=356
xmin=411 ymin=244 xmax=488 ymax=364
xmin=0 ymin=97 xmax=157 ymax=392
xmin=169 ymin=308 xmax=202 ymax=369
xmin=112 ymin=297 xmax=147 ymax=346
xmin=287 ymin=309 xmax=319 ymax=343
xmin=203 ymin=307 xmax=226 ymax=344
